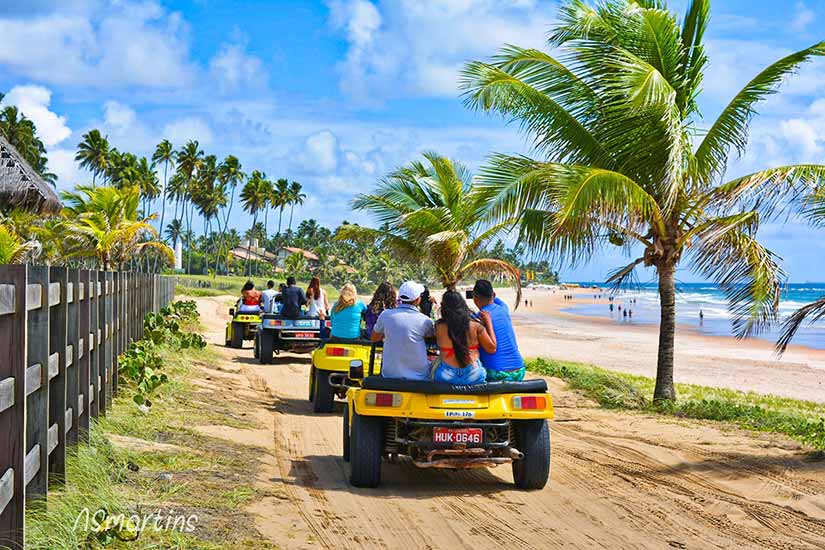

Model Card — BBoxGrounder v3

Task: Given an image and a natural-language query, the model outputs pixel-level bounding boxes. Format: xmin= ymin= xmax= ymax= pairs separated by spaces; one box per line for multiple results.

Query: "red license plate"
xmin=293 ymin=332 xmax=316 ymax=338
xmin=433 ymin=427 xmax=483 ymax=444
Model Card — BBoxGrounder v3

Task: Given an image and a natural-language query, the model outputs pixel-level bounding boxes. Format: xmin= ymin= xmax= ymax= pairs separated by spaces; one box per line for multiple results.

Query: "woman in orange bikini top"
xmin=431 ymin=290 xmax=496 ymax=385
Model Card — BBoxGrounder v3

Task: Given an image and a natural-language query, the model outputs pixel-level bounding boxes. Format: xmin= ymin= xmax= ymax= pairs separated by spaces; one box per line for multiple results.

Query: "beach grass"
xmin=528 ymin=358 xmax=825 ymax=451
xmin=23 ymin=341 xmax=278 ymax=549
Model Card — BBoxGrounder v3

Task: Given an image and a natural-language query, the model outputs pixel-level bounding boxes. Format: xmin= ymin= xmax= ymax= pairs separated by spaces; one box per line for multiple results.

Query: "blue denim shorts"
xmin=431 ymin=360 xmax=487 ymax=385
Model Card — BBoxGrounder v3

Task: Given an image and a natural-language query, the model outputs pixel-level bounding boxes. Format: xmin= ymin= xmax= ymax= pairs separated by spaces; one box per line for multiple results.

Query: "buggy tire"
xmin=342 ymin=406 xmax=350 ymax=462
xmin=349 ymin=411 xmax=382 ymax=487
xmin=230 ymin=322 xmax=244 ymax=349
xmin=259 ymin=330 xmax=274 ymax=364
xmin=253 ymin=335 xmax=260 ymax=358
xmin=312 ymin=369 xmax=334 ymax=413
xmin=512 ymin=419 xmax=551 ymax=490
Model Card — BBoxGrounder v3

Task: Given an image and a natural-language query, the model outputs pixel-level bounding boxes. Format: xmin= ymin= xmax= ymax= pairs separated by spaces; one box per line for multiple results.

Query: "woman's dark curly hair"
xmin=368 ymin=282 xmax=397 ymax=313
xmin=439 ymin=290 xmax=473 ymax=367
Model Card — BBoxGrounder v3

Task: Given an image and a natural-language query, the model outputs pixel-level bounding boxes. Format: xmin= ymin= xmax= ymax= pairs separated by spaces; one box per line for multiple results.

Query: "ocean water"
xmin=563 ymin=282 xmax=825 ymax=350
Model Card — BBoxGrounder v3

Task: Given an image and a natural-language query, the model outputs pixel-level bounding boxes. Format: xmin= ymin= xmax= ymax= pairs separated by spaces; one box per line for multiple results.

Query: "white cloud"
xmin=103 ymin=100 xmax=136 ymax=130
xmin=303 ymin=130 xmax=340 ymax=172
xmin=209 ymin=43 xmax=267 ymax=95
xmin=162 ymin=117 xmax=214 ymax=147
xmin=792 ymin=2 xmax=815 ymax=32
xmin=0 ymin=2 xmax=196 ymax=89
xmin=48 ymin=148 xmax=86 ymax=191
xmin=3 ymin=85 xmax=71 ymax=146
xmin=326 ymin=0 xmax=555 ymax=102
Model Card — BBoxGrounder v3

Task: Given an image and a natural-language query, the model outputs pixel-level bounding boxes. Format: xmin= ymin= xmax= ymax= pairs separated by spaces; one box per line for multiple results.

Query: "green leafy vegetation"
xmin=529 ymin=358 xmax=825 ymax=451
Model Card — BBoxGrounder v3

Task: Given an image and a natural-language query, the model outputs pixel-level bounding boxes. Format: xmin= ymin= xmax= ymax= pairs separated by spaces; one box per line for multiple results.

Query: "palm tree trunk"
xmin=654 ymin=261 xmax=677 ymax=401
xmin=219 ymin=184 xmax=236 ymax=274
xmin=288 ymin=203 xmax=295 ymax=231
xmin=246 ymin=212 xmax=257 ymax=277
xmin=153 ymin=160 xmax=169 ymax=273
xmin=278 ymin=207 xmax=284 ymax=240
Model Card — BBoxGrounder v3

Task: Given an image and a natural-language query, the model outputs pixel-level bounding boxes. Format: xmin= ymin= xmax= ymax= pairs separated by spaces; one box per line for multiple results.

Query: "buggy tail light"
xmin=512 ymin=395 xmax=546 ymax=410
xmin=326 ymin=347 xmax=350 ymax=357
xmin=365 ymin=392 xmax=401 ymax=407
xmin=266 ymin=319 xmax=282 ymax=327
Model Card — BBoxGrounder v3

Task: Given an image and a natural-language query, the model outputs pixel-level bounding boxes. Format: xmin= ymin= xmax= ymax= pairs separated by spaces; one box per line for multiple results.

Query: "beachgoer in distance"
xmin=364 ymin=282 xmax=396 ymax=338
xmin=471 ymin=279 xmax=525 ymax=381
xmin=261 ymin=280 xmax=277 ymax=314
xmin=371 ymin=281 xmax=434 ymax=380
xmin=280 ymin=276 xmax=306 ymax=318
xmin=330 ymin=283 xmax=366 ymax=339
xmin=431 ymin=290 xmax=496 ymax=384
xmin=238 ymin=280 xmax=262 ymax=313
xmin=420 ymin=286 xmax=437 ymax=318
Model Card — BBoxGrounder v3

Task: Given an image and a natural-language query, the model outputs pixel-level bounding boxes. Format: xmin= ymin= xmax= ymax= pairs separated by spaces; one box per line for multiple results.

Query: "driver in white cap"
xmin=371 ymin=281 xmax=435 ymax=380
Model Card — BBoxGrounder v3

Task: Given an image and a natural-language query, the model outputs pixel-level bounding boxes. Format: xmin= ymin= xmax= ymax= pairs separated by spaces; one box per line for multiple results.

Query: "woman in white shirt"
xmin=306 ymin=276 xmax=327 ymax=318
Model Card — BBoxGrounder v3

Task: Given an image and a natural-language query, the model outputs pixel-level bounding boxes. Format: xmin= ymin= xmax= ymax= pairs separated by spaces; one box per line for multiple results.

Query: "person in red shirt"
xmin=238 ymin=280 xmax=262 ymax=313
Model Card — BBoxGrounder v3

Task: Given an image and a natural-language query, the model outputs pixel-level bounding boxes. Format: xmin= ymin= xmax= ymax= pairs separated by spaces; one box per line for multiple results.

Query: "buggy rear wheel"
xmin=342 ymin=406 xmax=350 ymax=462
xmin=512 ymin=419 xmax=551 ymax=490
xmin=259 ymin=330 xmax=274 ymax=364
xmin=230 ymin=322 xmax=244 ymax=349
xmin=349 ymin=411 xmax=382 ymax=487
xmin=312 ymin=369 xmax=334 ymax=413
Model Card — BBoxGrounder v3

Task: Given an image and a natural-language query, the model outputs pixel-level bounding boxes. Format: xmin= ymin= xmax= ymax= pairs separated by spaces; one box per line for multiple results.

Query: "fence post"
xmin=77 ymin=271 xmax=90 ymax=441
xmin=104 ymin=272 xmax=113 ymax=409
xmin=0 ymin=265 xmax=27 ymax=548
xmin=48 ymin=266 xmax=68 ymax=485
xmin=66 ymin=269 xmax=80 ymax=446
xmin=112 ymin=272 xmax=120 ymax=398
xmin=25 ymin=265 xmax=49 ymax=500
xmin=96 ymin=271 xmax=106 ymax=416
xmin=88 ymin=271 xmax=99 ymax=420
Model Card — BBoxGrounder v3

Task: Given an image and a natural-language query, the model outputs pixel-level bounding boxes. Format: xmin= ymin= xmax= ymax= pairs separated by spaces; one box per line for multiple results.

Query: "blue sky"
xmin=1 ymin=0 xmax=825 ymax=282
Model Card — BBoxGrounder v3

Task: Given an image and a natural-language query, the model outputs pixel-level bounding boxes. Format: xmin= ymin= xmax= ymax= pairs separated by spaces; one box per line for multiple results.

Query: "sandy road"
xmin=196 ymin=296 xmax=825 ymax=549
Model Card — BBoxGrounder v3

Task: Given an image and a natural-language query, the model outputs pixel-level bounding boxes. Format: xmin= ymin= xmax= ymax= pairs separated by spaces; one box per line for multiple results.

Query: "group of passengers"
xmin=238 ymin=276 xmax=524 ymax=384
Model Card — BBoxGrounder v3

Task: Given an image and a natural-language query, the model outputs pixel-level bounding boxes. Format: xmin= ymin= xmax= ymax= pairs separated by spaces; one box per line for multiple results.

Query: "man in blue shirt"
xmin=372 ymin=281 xmax=434 ymax=380
xmin=472 ymin=279 xmax=525 ymax=381
xmin=261 ymin=280 xmax=278 ymax=314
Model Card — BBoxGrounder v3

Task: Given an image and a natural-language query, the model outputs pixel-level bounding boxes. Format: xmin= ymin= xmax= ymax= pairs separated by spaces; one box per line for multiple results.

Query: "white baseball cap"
xmin=398 ymin=281 xmax=425 ymax=302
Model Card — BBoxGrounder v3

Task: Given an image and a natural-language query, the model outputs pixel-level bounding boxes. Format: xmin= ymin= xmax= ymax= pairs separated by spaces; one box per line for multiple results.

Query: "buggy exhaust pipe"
xmin=508 ymin=448 xmax=525 ymax=460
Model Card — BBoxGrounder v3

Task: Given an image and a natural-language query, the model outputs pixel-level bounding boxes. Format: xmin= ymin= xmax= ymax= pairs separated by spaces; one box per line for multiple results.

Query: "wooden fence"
xmin=0 ymin=267 xmax=175 ymax=548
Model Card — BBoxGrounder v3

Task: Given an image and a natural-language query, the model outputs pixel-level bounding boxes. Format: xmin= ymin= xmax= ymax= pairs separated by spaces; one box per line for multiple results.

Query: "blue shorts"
xmin=238 ymin=304 xmax=261 ymax=314
xmin=431 ymin=360 xmax=487 ymax=385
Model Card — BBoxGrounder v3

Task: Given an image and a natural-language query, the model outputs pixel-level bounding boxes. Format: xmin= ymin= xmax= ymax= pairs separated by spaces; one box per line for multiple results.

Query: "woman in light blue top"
xmin=330 ymin=283 xmax=367 ymax=339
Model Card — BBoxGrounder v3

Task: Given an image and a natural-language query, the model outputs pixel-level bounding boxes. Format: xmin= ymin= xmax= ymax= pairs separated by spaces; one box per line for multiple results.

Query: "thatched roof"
xmin=0 ymin=134 xmax=62 ymax=214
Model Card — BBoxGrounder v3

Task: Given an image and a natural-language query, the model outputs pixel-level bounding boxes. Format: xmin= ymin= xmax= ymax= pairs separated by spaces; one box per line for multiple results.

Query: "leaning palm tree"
xmin=176 ymin=140 xmax=204 ymax=273
xmin=216 ymin=155 xmax=244 ymax=274
xmin=151 ymin=139 xmax=176 ymax=241
xmin=339 ymin=152 xmax=521 ymax=301
xmin=75 ymin=129 xmax=110 ymax=186
xmin=287 ymin=181 xmax=306 ymax=231
xmin=461 ymin=0 xmax=825 ymax=400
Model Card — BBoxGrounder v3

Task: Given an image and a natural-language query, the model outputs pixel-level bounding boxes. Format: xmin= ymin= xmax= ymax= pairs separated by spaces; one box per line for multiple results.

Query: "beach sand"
xmin=493 ymin=286 xmax=825 ymax=403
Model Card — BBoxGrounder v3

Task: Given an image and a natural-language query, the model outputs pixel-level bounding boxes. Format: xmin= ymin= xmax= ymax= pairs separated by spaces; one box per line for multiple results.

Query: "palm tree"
xmin=274 ymin=178 xmax=290 ymax=238
xmin=151 ymin=139 xmax=175 ymax=242
xmin=0 ymin=224 xmax=37 ymax=264
xmin=340 ymin=152 xmax=521 ymax=298
xmin=75 ymin=129 xmax=110 ymax=186
xmin=0 ymin=104 xmax=54 ymax=183
xmin=164 ymin=219 xmax=183 ymax=247
xmin=136 ymin=157 xmax=160 ymax=217
xmin=284 ymin=251 xmax=308 ymax=276
xmin=240 ymin=172 xmax=271 ymax=275
xmin=192 ymin=155 xmax=227 ymax=274
xmin=176 ymin=140 xmax=204 ymax=273
xmin=287 ymin=181 xmax=306 ymax=231
xmin=461 ymin=0 xmax=825 ymax=400
xmin=61 ymin=185 xmax=173 ymax=270
xmin=216 ymin=155 xmax=244 ymax=274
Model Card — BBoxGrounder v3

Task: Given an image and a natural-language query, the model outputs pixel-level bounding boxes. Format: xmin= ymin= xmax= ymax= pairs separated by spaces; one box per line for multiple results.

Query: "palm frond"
xmin=710 ymin=164 xmax=825 ymax=218
xmin=605 ymin=257 xmax=646 ymax=292
xmin=694 ymin=42 xmax=825 ymax=184
xmin=690 ymin=229 xmax=784 ymax=338
xmin=777 ymin=297 xmax=825 ymax=354
xmin=458 ymin=258 xmax=522 ymax=310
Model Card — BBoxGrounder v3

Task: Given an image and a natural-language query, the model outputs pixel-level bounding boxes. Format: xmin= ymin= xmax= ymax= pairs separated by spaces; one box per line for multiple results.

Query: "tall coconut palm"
xmin=340 ymin=152 xmax=521 ymax=300
xmin=0 ymin=100 xmax=54 ymax=182
xmin=75 ymin=129 xmax=111 ymax=186
xmin=461 ymin=0 xmax=825 ymax=400
xmin=61 ymin=185 xmax=173 ymax=270
xmin=216 ymin=155 xmax=244 ymax=274
xmin=151 ymin=139 xmax=175 ymax=241
xmin=287 ymin=181 xmax=306 ymax=231
xmin=240 ymin=172 xmax=271 ymax=275
xmin=176 ymin=140 xmax=204 ymax=273
xmin=273 ymin=178 xmax=290 ymax=238
xmin=136 ymin=157 xmax=160 ymax=217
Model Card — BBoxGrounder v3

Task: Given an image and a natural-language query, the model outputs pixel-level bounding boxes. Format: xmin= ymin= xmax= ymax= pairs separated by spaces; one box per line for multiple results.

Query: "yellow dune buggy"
xmin=224 ymin=306 xmax=261 ymax=349
xmin=341 ymin=347 xmax=553 ymax=490
xmin=309 ymin=338 xmax=375 ymax=413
